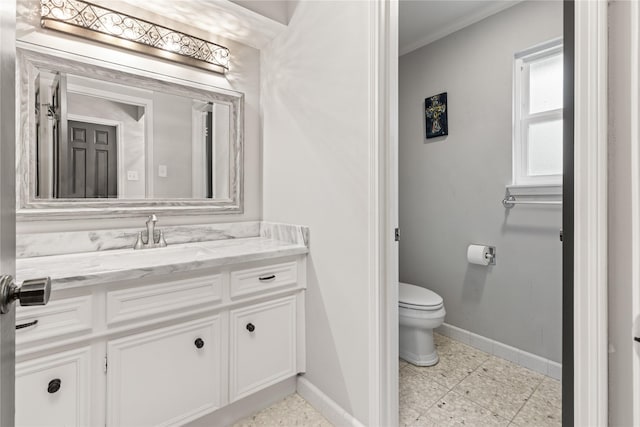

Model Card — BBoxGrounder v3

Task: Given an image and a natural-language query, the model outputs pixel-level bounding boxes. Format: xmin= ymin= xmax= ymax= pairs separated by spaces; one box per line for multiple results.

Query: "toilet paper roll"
xmin=467 ymin=244 xmax=491 ymax=266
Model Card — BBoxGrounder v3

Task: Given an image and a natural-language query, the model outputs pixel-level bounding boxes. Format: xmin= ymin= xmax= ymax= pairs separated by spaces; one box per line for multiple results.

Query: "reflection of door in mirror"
xmin=63 ymin=121 xmax=118 ymax=198
xmin=66 ymin=74 xmax=148 ymax=200
xmin=35 ymin=70 xmax=149 ymax=200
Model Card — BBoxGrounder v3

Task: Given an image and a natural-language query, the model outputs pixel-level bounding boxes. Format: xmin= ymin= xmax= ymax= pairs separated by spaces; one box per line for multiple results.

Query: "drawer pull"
xmin=258 ymin=275 xmax=276 ymax=281
xmin=47 ymin=378 xmax=61 ymax=394
xmin=15 ymin=319 xmax=38 ymax=330
xmin=246 ymin=323 xmax=255 ymax=332
xmin=194 ymin=338 xmax=205 ymax=349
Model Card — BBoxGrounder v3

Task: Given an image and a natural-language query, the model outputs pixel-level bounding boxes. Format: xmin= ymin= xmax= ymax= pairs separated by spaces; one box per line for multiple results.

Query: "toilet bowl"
xmin=399 ymin=282 xmax=445 ymax=366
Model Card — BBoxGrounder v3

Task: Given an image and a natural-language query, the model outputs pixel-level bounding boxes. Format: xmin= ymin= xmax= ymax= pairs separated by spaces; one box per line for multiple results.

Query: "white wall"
xmin=261 ymin=1 xmax=373 ymax=423
xmin=16 ymin=0 xmax=261 ymax=232
xmin=399 ymin=1 xmax=563 ymax=362
xmin=230 ymin=0 xmax=290 ymax=24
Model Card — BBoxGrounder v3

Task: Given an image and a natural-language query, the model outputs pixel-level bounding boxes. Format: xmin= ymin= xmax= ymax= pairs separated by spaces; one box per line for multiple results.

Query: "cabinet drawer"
xmin=230 ymin=296 xmax=296 ymax=401
xmin=16 ymin=295 xmax=92 ymax=345
xmin=107 ymin=316 xmax=223 ymax=427
xmin=16 ymin=347 xmax=91 ymax=427
xmin=230 ymin=261 xmax=297 ymax=299
xmin=106 ymin=275 xmax=222 ymax=325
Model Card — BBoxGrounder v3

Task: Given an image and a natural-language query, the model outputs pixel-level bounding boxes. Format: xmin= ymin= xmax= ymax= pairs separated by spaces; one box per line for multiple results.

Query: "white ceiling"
xmin=110 ymin=0 xmax=287 ymax=50
xmin=229 ymin=0 xmax=291 ymax=25
xmin=399 ymin=1 xmax=521 ymax=56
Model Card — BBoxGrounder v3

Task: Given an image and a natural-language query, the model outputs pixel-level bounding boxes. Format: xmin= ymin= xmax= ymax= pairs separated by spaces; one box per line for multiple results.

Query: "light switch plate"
xmin=127 ymin=171 xmax=139 ymax=181
xmin=158 ymin=165 xmax=167 ymax=178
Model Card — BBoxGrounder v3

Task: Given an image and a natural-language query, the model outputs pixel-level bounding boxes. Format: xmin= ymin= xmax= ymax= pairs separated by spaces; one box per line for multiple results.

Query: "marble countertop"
xmin=16 ymin=237 xmax=308 ymax=290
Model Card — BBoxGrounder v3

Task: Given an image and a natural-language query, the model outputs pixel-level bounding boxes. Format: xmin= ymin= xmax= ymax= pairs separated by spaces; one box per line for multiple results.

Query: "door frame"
xmin=571 ymin=0 xmax=608 ymax=425
xmin=191 ymin=102 xmax=209 ymax=199
xmin=369 ymin=0 xmax=399 ymax=425
xmin=562 ymin=2 xmax=575 ymax=425
xmin=375 ymin=0 xmax=609 ymax=425
xmin=632 ymin=1 xmax=640 ymax=422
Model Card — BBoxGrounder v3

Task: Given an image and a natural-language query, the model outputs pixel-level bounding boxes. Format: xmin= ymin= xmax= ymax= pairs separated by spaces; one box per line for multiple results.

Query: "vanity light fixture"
xmin=40 ymin=0 xmax=230 ymax=74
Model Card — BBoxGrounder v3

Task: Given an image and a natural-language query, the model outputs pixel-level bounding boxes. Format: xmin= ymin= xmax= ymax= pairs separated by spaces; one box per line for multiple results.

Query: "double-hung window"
xmin=512 ymin=40 xmax=563 ymax=187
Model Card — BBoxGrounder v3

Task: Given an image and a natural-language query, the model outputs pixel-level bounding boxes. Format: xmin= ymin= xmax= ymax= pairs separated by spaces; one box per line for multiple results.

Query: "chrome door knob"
xmin=0 ymin=275 xmax=51 ymax=314
xmin=18 ymin=278 xmax=52 ymax=306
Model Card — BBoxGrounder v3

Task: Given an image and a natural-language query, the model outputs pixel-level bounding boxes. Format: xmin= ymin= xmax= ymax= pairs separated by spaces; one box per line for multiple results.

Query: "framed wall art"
xmin=425 ymin=92 xmax=448 ymax=139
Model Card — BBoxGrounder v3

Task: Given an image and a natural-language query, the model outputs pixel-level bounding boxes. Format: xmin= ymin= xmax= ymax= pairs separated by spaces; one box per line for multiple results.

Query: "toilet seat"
xmin=399 ymin=301 xmax=443 ymax=310
xmin=399 ymin=283 xmax=443 ymax=310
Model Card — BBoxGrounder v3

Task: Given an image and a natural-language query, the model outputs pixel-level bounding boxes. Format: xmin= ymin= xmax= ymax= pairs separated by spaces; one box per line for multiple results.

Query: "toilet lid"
xmin=399 ymin=283 xmax=443 ymax=308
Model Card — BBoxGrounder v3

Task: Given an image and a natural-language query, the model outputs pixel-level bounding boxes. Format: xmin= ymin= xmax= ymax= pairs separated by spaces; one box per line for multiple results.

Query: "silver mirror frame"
xmin=17 ymin=47 xmax=244 ymax=221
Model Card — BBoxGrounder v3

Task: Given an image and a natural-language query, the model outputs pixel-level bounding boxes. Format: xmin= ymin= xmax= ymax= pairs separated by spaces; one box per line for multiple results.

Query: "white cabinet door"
xmin=16 ymin=347 xmax=91 ymax=427
xmin=107 ymin=316 xmax=223 ymax=427
xmin=230 ymin=296 xmax=296 ymax=401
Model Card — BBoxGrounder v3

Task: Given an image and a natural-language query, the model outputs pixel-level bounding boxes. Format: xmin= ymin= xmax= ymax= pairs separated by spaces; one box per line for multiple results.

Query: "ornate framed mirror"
xmin=17 ymin=48 xmax=244 ymax=221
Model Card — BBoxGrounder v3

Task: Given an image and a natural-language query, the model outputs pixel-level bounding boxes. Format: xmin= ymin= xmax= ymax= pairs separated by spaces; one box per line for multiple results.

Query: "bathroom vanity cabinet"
xmin=14 ymin=248 xmax=307 ymax=427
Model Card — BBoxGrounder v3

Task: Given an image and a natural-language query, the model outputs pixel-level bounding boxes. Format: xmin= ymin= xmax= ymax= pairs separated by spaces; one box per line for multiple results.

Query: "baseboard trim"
xmin=296 ymin=376 xmax=366 ymax=427
xmin=186 ymin=377 xmax=296 ymax=427
xmin=436 ymin=323 xmax=562 ymax=381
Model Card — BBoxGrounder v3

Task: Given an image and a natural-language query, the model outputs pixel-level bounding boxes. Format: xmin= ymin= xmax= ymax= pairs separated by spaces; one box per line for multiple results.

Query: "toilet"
xmin=399 ymin=282 xmax=446 ymax=366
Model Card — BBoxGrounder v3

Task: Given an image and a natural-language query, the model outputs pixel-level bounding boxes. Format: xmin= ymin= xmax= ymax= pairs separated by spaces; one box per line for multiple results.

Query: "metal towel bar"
xmin=502 ymin=195 xmax=562 ymax=208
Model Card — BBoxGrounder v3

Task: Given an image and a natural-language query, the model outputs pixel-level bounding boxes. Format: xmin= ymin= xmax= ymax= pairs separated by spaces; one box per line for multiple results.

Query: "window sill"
xmin=506 ymin=184 xmax=563 ymax=196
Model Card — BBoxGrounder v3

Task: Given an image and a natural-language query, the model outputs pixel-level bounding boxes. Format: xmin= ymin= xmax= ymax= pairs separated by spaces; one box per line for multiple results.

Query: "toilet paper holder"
xmin=485 ymin=246 xmax=496 ymax=265
xmin=467 ymin=244 xmax=497 ymax=266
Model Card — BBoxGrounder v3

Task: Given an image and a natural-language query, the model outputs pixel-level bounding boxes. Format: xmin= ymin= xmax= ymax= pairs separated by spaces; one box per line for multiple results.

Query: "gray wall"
xmin=399 ymin=1 xmax=563 ymax=362
xmin=607 ymin=1 xmax=634 ymax=424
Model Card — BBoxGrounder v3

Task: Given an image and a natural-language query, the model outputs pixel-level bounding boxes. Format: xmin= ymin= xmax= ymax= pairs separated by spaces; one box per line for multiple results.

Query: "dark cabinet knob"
xmin=194 ymin=338 xmax=204 ymax=349
xmin=47 ymin=378 xmax=61 ymax=394
xmin=246 ymin=323 xmax=255 ymax=332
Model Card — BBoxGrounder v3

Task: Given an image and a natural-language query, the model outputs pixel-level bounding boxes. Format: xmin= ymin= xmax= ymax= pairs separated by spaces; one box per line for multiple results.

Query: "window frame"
xmin=512 ymin=39 xmax=564 ymax=188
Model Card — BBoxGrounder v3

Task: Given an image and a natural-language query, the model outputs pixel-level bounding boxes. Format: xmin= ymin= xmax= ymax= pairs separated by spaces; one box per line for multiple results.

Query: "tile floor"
xmin=232 ymin=394 xmax=332 ymax=427
xmin=399 ymin=333 xmax=561 ymax=426
xmin=233 ymin=333 xmax=561 ymax=427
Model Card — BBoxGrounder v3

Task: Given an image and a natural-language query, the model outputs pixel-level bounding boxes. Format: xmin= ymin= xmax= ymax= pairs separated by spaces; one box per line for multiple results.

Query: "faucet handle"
xmin=158 ymin=231 xmax=167 ymax=247
xmin=133 ymin=232 xmax=145 ymax=249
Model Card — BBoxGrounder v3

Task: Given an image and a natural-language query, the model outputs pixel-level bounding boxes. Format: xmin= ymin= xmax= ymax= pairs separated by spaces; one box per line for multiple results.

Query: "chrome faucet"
xmin=133 ymin=214 xmax=167 ymax=249
xmin=146 ymin=214 xmax=158 ymax=243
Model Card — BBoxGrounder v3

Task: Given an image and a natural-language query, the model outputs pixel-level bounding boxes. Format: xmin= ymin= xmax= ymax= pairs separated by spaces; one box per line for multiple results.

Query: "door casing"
xmin=378 ymin=1 xmax=608 ymax=426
